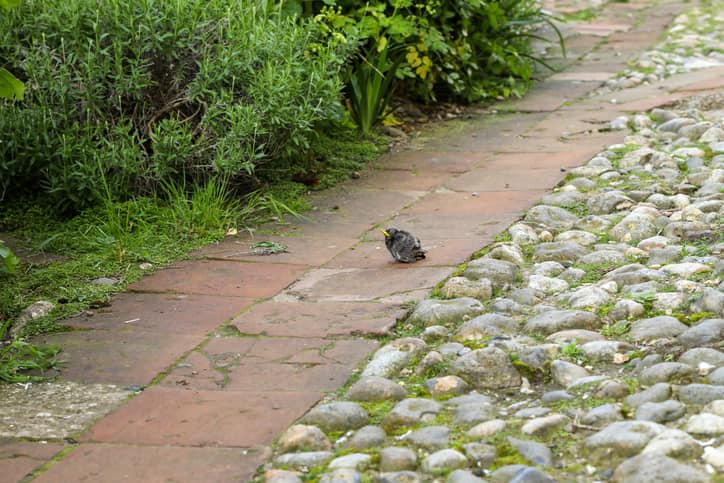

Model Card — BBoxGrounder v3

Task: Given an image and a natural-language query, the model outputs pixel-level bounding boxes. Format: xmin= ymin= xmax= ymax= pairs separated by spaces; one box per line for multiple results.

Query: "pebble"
xmin=421 ymin=449 xmax=468 ymax=472
xmin=379 ymin=447 xmax=417 ymax=472
xmin=278 ymin=425 xmax=331 ymax=452
xmin=507 ymin=437 xmax=553 ymax=467
xmin=551 ymin=360 xmax=591 ymax=387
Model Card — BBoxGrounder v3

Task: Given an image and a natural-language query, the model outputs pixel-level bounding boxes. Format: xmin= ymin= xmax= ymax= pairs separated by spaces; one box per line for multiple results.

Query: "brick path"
xmin=4 ymin=0 xmax=724 ymax=481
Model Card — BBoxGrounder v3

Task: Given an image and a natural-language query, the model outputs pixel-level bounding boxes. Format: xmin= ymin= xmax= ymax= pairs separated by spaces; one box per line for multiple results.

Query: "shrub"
xmin=313 ymin=0 xmax=563 ymax=104
xmin=0 ymin=0 xmax=351 ymax=209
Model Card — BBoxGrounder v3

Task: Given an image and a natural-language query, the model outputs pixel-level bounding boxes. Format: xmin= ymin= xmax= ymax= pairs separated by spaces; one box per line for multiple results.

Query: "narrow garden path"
xmin=2 ymin=0 xmax=723 ymax=481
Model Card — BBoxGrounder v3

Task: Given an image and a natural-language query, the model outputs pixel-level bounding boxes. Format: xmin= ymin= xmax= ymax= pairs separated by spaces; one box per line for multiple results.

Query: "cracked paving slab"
xmin=0 ymin=381 xmax=132 ymax=440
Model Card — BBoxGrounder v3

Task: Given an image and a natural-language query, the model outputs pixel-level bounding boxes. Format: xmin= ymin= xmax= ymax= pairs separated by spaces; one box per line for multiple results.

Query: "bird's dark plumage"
xmin=382 ymin=228 xmax=426 ymax=263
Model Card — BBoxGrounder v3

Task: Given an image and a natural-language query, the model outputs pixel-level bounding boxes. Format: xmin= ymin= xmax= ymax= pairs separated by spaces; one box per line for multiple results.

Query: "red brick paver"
xmin=0 ymin=440 xmax=65 ymax=482
xmin=35 ymin=444 xmax=270 ymax=483
xmin=83 ymin=387 xmax=321 ymax=447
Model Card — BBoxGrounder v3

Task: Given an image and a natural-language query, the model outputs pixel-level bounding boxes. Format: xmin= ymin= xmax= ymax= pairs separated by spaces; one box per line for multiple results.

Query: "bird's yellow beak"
xmin=381 ymin=229 xmax=390 ymax=237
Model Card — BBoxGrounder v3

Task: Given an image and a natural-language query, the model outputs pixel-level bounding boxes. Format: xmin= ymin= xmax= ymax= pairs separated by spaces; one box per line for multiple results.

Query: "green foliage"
xmin=600 ymin=320 xmax=631 ymax=338
xmin=313 ymin=0 xmax=564 ymax=104
xmin=345 ymin=45 xmax=403 ymax=133
xmin=0 ymin=0 xmax=351 ymax=209
xmin=0 ymin=0 xmax=24 ymax=101
xmin=0 ymin=67 xmax=24 ymax=100
xmin=0 ymin=321 xmax=60 ymax=383
xmin=560 ymin=340 xmax=587 ymax=363
xmin=0 ymin=241 xmax=19 ymax=274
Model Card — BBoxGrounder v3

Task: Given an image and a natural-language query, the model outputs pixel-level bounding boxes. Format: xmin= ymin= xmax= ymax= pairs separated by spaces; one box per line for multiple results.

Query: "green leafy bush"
xmin=313 ymin=0 xmax=563 ymax=104
xmin=0 ymin=0 xmax=351 ymax=209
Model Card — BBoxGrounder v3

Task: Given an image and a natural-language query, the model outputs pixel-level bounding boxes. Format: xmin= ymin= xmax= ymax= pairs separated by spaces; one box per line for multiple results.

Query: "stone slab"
xmin=128 ymin=259 xmax=308 ymax=298
xmin=0 ymin=382 xmax=130 ymax=439
xmin=306 ymin=187 xmax=422 ymax=226
xmin=372 ymin=150 xmax=488 ymax=173
xmin=0 ymin=440 xmax=65 ymax=482
xmin=496 ymin=79 xmax=603 ymax=112
xmin=231 ymin=300 xmax=404 ymax=337
xmin=194 ymin=233 xmax=360 ymax=267
xmin=409 ymin=112 xmax=548 ymax=152
xmin=353 ymin=167 xmax=452 ymax=192
xmin=403 ymin=190 xmax=545 ymax=218
xmin=163 ymin=337 xmax=378 ymax=392
xmin=444 ymin=166 xmax=567 ymax=192
xmin=83 ymin=387 xmax=322 ymax=447
xmin=34 ymin=443 xmax=270 ymax=483
xmin=573 ymin=23 xmax=631 ymax=36
xmin=482 ymin=150 xmax=601 ymax=170
xmin=282 ymin=266 xmax=454 ymax=302
xmin=34 ymin=330 xmax=201 ymax=386
xmin=61 ymin=292 xmax=254 ymax=336
xmin=548 ymin=72 xmax=614 ymax=82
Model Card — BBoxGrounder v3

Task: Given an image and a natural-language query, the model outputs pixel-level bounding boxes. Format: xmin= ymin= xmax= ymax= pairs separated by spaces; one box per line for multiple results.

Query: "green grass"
xmin=0 ymin=119 xmax=388 ymax=349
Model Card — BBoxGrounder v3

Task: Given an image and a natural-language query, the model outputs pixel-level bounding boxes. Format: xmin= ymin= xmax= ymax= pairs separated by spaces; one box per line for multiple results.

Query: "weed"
xmin=561 ymin=203 xmax=591 ymax=217
xmin=560 ymin=340 xmax=587 ymax=363
xmin=573 ymin=263 xmax=618 ymax=284
xmin=631 ymin=292 xmax=657 ymax=313
xmin=600 ymin=320 xmax=631 ymax=338
xmin=496 ymin=229 xmax=516 ymax=244
xmin=561 ymin=7 xmax=599 ymax=22
xmin=0 ymin=321 xmax=61 ymax=382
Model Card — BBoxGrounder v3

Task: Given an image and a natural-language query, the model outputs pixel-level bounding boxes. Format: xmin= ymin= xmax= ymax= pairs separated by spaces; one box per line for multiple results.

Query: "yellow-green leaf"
xmin=377 ymin=35 xmax=388 ymax=53
xmin=0 ymin=68 xmax=24 ymax=101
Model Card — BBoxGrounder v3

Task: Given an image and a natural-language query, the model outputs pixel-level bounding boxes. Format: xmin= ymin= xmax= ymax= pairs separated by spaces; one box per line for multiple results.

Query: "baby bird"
xmin=381 ymin=228 xmax=426 ymax=263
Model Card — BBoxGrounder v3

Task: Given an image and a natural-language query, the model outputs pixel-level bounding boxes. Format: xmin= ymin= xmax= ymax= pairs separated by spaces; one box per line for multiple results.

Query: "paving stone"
xmin=128 ymin=259 xmax=308 ymax=297
xmin=232 ymin=300 xmax=403 ymax=337
xmin=283 ymin=267 xmax=453 ymax=302
xmin=0 ymin=382 xmax=130 ymax=440
xmin=62 ymin=292 xmax=255 ymax=336
xmin=34 ymin=330 xmax=202 ymax=386
xmin=445 ymin=166 xmax=567 ymax=192
xmin=305 ymin=187 xmax=421 ymax=226
xmin=0 ymin=441 xmax=65 ymax=483
xmin=195 ymin=232 xmax=360 ymax=267
xmin=164 ymin=337 xmax=377 ymax=392
xmin=374 ymin=150 xmax=485 ymax=174
xmin=35 ymin=444 xmax=270 ymax=483
xmin=83 ymin=387 xmax=321 ymax=447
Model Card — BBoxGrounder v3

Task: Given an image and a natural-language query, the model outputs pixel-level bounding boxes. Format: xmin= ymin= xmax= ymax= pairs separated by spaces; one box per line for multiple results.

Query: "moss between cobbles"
xmin=600 ymin=320 xmax=632 ymax=337
xmin=550 ymin=395 xmax=616 ymax=412
xmin=572 ymin=263 xmax=619 ymax=285
xmin=358 ymin=400 xmax=397 ymax=427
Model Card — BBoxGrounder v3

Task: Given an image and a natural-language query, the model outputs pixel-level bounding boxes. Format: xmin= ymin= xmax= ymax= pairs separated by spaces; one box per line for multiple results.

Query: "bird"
xmin=381 ymin=228 xmax=426 ymax=263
